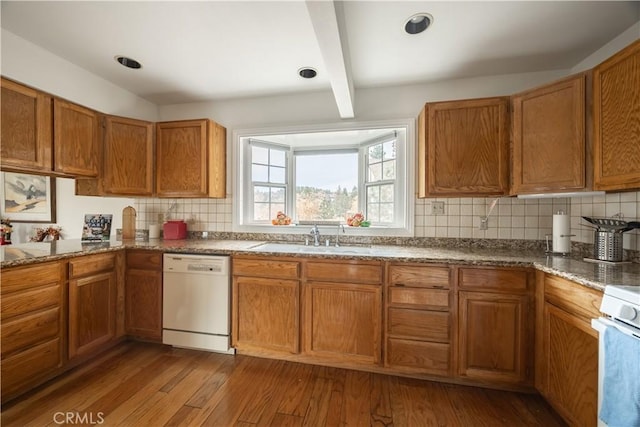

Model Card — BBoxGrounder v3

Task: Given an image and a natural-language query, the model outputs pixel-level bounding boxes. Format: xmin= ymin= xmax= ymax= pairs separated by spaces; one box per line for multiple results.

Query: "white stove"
xmin=592 ymin=285 xmax=640 ymax=427
xmin=599 ymin=285 xmax=640 ymax=330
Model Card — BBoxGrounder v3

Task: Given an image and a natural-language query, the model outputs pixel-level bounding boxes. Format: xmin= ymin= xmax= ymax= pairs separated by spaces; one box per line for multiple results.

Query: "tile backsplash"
xmin=133 ymin=191 xmax=640 ymax=251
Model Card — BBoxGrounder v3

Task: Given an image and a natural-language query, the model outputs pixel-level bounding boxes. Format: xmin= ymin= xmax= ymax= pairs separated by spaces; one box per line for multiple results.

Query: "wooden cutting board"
xmin=122 ymin=206 xmax=136 ymax=240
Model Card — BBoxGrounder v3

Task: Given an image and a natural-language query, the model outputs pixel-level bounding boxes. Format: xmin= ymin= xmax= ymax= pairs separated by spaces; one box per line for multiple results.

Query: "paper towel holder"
xmin=544 ymin=233 xmax=575 ymax=255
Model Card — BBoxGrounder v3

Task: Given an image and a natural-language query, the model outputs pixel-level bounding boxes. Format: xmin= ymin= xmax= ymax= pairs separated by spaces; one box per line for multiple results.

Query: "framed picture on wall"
xmin=0 ymin=172 xmax=56 ymax=223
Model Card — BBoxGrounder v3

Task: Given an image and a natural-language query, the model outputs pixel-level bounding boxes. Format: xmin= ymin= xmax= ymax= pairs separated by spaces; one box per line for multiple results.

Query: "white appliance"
xmin=592 ymin=285 xmax=640 ymax=427
xmin=163 ymin=254 xmax=234 ymax=354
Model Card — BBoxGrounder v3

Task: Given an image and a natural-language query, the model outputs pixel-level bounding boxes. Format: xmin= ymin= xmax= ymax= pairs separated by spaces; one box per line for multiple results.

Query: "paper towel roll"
xmin=149 ymin=224 xmax=160 ymax=239
xmin=552 ymin=211 xmax=571 ymax=253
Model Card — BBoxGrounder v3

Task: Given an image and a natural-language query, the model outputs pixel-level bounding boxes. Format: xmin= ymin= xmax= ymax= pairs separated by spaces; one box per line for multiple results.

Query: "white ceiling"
xmin=1 ymin=1 xmax=639 ymax=117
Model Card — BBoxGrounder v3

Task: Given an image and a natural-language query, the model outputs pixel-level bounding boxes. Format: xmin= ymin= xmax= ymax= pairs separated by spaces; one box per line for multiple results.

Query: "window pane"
xmin=270 ymin=166 xmax=286 ymax=184
xmin=368 ymin=162 xmax=382 ymax=182
xmin=383 ymin=141 xmax=396 ymax=160
xmin=252 ymin=164 xmax=268 ymax=182
xmin=296 ymin=152 xmax=358 ymax=222
xmin=270 ymin=203 xmax=285 ymax=219
xmin=367 ymin=204 xmax=380 ymax=222
xmin=367 ymin=186 xmax=379 ymax=203
xmin=369 ymin=144 xmax=383 ymax=163
xmin=271 ymin=187 xmax=285 ymax=203
xmin=383 ymin=160 xmax=395 ymax=180
xmin=380 ymin=184 xmax=394 ymax=202
xmin=252 ymin=146 xmax=269 ymax=164
xmin=254 ymin=186 xmax=270 ymax=202
xmin=380 ymin=203 xmax=394 ymax=222
xmin=253 ymin=203 xmax=270 ymax=221
xmin=271 ymin=149 xmax=286 ymax=167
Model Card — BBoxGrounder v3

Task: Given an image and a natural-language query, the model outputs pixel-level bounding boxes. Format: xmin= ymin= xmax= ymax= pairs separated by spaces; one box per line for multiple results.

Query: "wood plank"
xmin=341 ymin=370 xmax=371 ymax=426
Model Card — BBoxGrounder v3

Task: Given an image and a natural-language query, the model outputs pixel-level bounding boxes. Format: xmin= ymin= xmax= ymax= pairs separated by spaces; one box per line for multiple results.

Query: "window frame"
xmin=233 ymin=119 xmax=415 ymax=237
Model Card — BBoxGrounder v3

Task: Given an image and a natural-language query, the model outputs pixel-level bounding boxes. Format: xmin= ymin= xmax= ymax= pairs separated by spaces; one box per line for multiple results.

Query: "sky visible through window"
xmin=296 ymin=152 xmax=358 ymax=222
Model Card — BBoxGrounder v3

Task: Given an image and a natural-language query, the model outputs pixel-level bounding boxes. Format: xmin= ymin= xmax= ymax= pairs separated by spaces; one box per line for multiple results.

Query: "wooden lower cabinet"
xmin=232 ymin=257 xmax=301 ymax=355
xmin=231 ymin=257 xmax=383 ymax=367
xmin=233 ymin=276 xmax=300 ymax=354
xmin=536 ymin=273 xmax=601 ymax=427
xmin=457 ymin=267 xmax=533 ymax=388
xmin=1 ymin=261 xmax=65 ymax=403
xmin=68 ymin=253 xmax=119 ymax=360
xmin=458 ymin=291 xmax=530 ymax=385
xmin=304 ymin=281 xmax=382 ymax=365
xmin=125 ymin=250 xmax=162 ymax=341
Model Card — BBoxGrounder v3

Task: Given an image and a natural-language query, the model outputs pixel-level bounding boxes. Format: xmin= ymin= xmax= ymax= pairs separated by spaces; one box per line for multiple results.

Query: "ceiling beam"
xmin=305 ymin=0 xmax=355 ymax=119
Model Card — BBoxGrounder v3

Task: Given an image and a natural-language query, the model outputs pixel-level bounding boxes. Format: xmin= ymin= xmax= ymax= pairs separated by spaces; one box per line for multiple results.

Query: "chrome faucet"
xmin=335 ymin=224 xmax=345 ymax=247
xmin=310 ymin=224 xmax=321 ymax=246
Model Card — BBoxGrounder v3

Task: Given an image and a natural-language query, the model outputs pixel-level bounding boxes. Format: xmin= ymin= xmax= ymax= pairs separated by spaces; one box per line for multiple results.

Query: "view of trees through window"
xmin=295 ymin=152 xmax=358 ymax=222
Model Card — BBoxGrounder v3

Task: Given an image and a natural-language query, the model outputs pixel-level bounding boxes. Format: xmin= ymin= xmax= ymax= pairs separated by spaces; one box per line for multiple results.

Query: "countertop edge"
xmin=3 ymin=240 xmax=636 ymax=291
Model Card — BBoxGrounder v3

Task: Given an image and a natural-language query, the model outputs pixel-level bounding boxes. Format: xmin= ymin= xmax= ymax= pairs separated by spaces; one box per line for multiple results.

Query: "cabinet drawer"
xmin=233 ymin=258 xmax=300 ymax=279
xmin=459 ymin=267 xmax=529 ymax=292
xmin=126 ymin=250 xmax=162 ymax=270
xmin=386 ymin=338 xmax=450 ymax=376
xmin=544 ymin=274 xmax=602 ymax=320
xmin=70 ymin=253 xmax=116 ymax=278
xmin=389 ymin=265 xmax=450 ymax=288
xmin=306 ymin=261 xmax=382 ymax=284
xmin=1 ymin=307 xmax=60 ymax=357
xmin=388 ymin=308 xmax=449 ymax=342
xmin=1 ymin=262 xmax=61 ymax=295
xmin=389 ymin=287 xmax=450 ymax=309
xmin=1 ymin=284 xmax=61 ymax=321
xmin=1 ymin=338 xmax=62 ymax=399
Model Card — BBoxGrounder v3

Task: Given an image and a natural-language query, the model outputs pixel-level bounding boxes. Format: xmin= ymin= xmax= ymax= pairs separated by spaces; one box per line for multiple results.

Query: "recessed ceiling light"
xmin=115 ymin=56 xmax=142 ymax=69
xmin=298 ymin=67 xmax=317 ymax=79
xmin=404 ymin=13 xmax=433 ymax=35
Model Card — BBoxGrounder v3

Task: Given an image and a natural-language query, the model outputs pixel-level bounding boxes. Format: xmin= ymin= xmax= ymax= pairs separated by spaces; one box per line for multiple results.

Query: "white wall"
xmin=158 ymin=69 xmax=568 ymax=127
xmin=1 ymin=29 xmax=158 ymax=242
xmin=571 ymin=20 xmax=640 ymax=73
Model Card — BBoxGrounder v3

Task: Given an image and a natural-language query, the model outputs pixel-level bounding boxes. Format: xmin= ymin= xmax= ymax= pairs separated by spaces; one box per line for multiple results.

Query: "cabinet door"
xmin=54 ymin=99 xmax=99 ymax=177
xmin=593 ymin=40 xmax=640 ymax=191
xmin=69 ymin=271 xmax=116 ymax=359
xmin=423 ymin=97 xmax=510 ymax=196
xmin=304 ymin=281 xmax=382 ymax=365
xmin=125 ymin=269 xmax=162 ymax=340
xmin=511 ymin=73 xmax=587 ymax=194
xmin=103 ymin=116 xmax=154 ymax=196
xmin=540 ymin=303 xmax=598 ymax=427
xmin=232 ymin=276 xmax=300 ymax=354
xmin=156 ymin=119 xmax=209 ymax=197
xmin=0 ymin=78 xmax=52 ymax=172
xmin=458 ymin=291 xmax=530 ymax=385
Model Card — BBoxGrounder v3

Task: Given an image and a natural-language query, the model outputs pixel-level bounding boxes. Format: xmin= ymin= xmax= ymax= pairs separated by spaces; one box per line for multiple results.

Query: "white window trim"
xmin=232 ymin=119 xmax=415 ymax=237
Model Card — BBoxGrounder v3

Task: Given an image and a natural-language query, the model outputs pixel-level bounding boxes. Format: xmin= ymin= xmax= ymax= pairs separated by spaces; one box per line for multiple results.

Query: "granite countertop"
xmin=1 ymin=239 xmax=639 ymax=291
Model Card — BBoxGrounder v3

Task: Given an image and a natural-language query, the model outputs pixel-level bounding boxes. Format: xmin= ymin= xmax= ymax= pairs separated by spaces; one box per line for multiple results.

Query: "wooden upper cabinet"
xmin=53 ymin=99 xmax=100 ymax=177
xmin=593 ymin=40 xmax=640 ymax=191
xmin=103 ymin=116 xmax=154 ymax=196
xmin=1 ymin=78 xmax=53 ymax=173
xmin=418 ymin=97 xmax=510 ymax=197
xmin=156 ymin=119 xmax=226 ymax=198
xmin=511 ymin=73 xmax=588 ymax=194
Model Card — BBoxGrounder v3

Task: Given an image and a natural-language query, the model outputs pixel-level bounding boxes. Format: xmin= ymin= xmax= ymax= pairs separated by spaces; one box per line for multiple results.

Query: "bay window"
xmin=235 ymin=121 xmax=414 ymax=235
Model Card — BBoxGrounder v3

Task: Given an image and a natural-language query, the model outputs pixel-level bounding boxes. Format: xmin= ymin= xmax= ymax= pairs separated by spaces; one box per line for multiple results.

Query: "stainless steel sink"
xmin=249 ymin=242 xmax=373 ymax=255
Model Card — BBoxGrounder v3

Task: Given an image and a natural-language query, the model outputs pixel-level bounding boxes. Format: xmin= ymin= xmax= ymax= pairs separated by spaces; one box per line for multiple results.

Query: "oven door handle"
xmin=592 ymin=317 xmax=640 ymax=339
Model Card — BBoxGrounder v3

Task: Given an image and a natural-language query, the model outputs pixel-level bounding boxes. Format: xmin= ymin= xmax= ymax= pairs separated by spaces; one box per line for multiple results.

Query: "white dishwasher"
xmin=163 ymin=253 xmax=234 ymax=354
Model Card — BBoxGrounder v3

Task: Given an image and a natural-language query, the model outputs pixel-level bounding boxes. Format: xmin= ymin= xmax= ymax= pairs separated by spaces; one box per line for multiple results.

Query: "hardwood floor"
xmin=1 ymin=342 xmax=566 ymax=426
